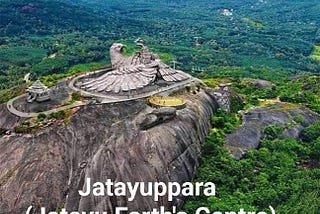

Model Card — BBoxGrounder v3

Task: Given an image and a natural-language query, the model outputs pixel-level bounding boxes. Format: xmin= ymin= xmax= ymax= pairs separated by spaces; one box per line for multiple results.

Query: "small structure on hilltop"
xmin=26 ymin=80 xmax=51 ymax=103
xmin=148 ymin=96 xmax=186 ymax=109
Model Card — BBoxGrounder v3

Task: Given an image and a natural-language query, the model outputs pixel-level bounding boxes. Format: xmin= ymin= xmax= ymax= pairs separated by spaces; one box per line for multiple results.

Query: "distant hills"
xmin=0 ymin=0 xmax=319 ymax=89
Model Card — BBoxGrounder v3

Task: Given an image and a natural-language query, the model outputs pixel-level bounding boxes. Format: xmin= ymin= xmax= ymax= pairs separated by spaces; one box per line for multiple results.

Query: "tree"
xmin=300 ymin=121 xmax=320 ymax=142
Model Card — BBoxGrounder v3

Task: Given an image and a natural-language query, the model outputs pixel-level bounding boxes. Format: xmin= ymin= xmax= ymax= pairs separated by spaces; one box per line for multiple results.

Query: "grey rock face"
xmin=0 ymin=90 xmax=218 ymax=213
xmin=245 ymin=78 xmax=273 ymax=88
xmin=0 ymin=104 xmax=20 ymax=130
xmin=226 ymin=103 xmax=320 ymax=159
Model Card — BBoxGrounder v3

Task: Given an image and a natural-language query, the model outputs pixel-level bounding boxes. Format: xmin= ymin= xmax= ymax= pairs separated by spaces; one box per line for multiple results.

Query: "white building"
xmin=26 ymin=80 xmax=50 ymax=103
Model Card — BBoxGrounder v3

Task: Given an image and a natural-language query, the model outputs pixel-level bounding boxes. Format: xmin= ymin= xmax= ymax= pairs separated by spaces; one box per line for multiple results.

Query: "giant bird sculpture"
xmin=80 ymin=39 xmax=190 ymax=94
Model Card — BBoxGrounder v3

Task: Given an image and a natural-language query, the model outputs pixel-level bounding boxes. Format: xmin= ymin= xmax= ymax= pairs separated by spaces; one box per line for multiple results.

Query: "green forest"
xmin=0 ymin=0 xmax=319 ymax=213
xmin=183 ymin=110 xmax=320 ymax=213
xmin=181 ymin=74 xmax=319 ymax=213
xmin=1 ymin=0 xmax=320 ymax=90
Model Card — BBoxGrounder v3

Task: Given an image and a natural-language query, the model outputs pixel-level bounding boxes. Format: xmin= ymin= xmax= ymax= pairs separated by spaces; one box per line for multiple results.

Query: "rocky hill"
xmin=0 ymin=88 xmax=218 ymax=213
xmin=1 ymin=82 xmax=319 ymax=213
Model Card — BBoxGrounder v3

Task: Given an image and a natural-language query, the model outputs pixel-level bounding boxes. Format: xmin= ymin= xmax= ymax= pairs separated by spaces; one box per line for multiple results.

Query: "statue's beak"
xmin=120 ymin=45 xmax=127 ymax=52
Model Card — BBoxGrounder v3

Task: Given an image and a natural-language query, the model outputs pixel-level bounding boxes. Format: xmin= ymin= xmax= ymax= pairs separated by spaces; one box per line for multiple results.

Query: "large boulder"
xmin=245 ymin=78 xmax=273 ymax=88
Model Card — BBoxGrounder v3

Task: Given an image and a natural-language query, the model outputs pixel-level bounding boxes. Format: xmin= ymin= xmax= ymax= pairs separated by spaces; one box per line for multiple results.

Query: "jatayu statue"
xmin=79 ymin=39 xmax=190 ymax=94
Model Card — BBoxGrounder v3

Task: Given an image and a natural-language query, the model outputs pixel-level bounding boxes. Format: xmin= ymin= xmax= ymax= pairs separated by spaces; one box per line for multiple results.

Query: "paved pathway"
xmin=7 ymin=95 xmax=86 ymax=118
xmin=7 ymin=68 xmax=201 ymax=118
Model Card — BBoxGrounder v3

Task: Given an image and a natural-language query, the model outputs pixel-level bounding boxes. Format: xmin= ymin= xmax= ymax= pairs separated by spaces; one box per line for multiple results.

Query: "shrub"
xmin=300 ymin=121 xmax=320 ymax=142
xmin=264 ymin=125 xmax=284 ymax=140
xmin=0 ymin=128 xmax=6 ymax=135
xmin=14 ymin=125 xmax=32 ymax=133
xmin=37 ymin=113 xmax=47 ymax=121
xmin=22 ymin=120 xmax=31 ymax=126
xmin=230 ymin=95 xmax=244 ymax=113
xmin=71 ymin=91 xmax=81 ymax=101
xmin=293 ymin=115 xmax=304 ymax=124
xmin=48 ymin=110 xmax=66 ymax=120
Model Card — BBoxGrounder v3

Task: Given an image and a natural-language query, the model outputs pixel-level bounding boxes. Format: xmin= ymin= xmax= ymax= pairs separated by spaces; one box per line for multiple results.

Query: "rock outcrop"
xmin=244 ymin=78 xmax=273 ymax=88
xmin=0 ymin=104 xmax=20 ymax=130
xmin=136 ymin=107 xmax=177 ymax=130
xmin=0 ymin=89 xmax=218 ymax=213
xmin=226 ymin=103 xmax=320 ymax=159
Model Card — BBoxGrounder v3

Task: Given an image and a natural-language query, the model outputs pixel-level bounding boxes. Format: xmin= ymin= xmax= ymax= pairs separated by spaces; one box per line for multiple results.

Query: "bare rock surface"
xmin=0 ymin=89 xmax=218 ymax=213
xmin=226 ymin=103 xmax=320 ymax=159
xmin=244 ymin=78 xmax=273 ymax=88
xmin=0 ymin=104 xmax=20 ymax=130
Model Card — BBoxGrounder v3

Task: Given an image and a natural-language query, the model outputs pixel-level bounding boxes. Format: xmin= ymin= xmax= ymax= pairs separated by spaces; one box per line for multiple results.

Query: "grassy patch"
xmin=0 ymin=85 xmax=26 ymax=104
xmin=242 ymin=17 xmax=264 ymax=29
xmin=310 ymin=45 xmax=320 ymax=61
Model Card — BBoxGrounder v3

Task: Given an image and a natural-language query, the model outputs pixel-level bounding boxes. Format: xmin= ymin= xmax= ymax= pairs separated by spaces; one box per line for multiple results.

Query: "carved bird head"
xmin=110 ymin=43 xmax=125 ymax=53
xmin=110 ymin=43 xmax=127 ymax=68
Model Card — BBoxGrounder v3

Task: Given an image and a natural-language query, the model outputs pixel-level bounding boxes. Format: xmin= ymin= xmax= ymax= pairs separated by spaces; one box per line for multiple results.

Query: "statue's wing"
xmin=80 ymin=65 xmax=158 ymax=94
xmin=157 ymin=62 xmax=190 ymax=82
